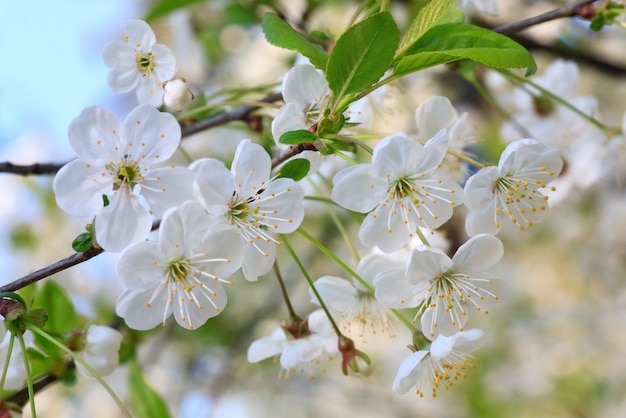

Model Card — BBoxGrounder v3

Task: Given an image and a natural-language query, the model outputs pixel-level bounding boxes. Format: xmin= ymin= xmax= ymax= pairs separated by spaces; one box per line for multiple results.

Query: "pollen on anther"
xmin=146 ymin=302 xmax=151 ymax=308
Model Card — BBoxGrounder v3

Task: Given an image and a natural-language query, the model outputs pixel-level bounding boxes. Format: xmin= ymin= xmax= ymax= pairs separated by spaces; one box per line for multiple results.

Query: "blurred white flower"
xmin=53 ymin=105 xmax=193 ymax=252
xmin=393 ymin=329 xmax=484 ymax=396
xmin=103 ymin=19 xmax=176 ymax=106
xmin=309 ymin=253 xmax=402 ymax=340
xmin=163 ymin=78 xmax=194 ymax=112
xmin=415 ymin=95 xmax=476 ymax=183
xmin=75 ymin=325 xmax=122 ymax=377
xmin=247 ymin=309 xmax=339 ymax=378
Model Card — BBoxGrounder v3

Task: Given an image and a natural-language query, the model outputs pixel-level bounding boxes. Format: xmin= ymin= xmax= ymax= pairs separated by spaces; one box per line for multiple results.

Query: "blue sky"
xmin=0 ymin=0 xmax=140 ymax=158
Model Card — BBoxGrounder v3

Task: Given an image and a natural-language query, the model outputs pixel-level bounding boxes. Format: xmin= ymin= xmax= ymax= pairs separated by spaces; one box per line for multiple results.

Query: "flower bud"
xmin=338 ymin=335 xmax=372 ymax=377
xmin=163 ymin=78 xmax=194 ymax=112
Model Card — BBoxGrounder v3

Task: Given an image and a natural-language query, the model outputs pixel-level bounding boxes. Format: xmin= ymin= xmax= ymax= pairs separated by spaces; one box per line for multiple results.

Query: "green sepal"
xmin=72 ymin=232 xmax=93 ymax=253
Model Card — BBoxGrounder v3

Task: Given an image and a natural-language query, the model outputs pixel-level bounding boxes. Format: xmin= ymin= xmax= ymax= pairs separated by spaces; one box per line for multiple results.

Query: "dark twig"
xmin=0 ymin=162 xmax=67 ymax=176
xmin=271 ymin=142 xmax=318 ymax=168
xmin=493 ymin=0 xmax=600 ymax=34
xmin=0 ymin=247 xmax=104 ymax=293
xmin=181 ymin=92 xmax=283 ymax=137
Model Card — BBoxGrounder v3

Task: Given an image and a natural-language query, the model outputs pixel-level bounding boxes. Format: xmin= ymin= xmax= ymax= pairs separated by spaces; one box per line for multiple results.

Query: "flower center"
xmin=136 ymin=52 xmax=155 ymax=78
xmin=165 ymin=256 xmax=192 ymax=291
xmin=108 ymin=160 xmax=142 ymax=190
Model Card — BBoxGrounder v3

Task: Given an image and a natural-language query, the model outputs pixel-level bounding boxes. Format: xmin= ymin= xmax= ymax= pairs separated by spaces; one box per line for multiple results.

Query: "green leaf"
xmin=72 ymin=232 xmax=93 ymax=252
xmin=279 ymin=129 xmax=318 ymax=145
xmin=398 ymin=0 xmax=461 ymax=55
xmin=277 ymin=159 xmax=311 ymax=181
xmin=129 ymin=361 xmax=171 ymax=418
xmin=262 ymin=14 xmax=328 ymax=70
xmin=32 ymin=281 xmax=77 ymax=334
xmin=144 ymin=0 xmax=207 ymax=22
xmin=326 ymin=12 xmax=400 ymax=99
xmin=395 ymin=23 xmax=537 ymax=77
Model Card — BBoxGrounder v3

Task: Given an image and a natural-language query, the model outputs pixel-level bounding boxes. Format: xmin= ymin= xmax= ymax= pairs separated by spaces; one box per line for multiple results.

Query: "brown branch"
xmin=271 ymin=142 xmax=318 ymax=168
xmin=493 ymin=0 xmax=600 ymax=34
xmin=0 ymin=247 xmax=104 ymax=293
xmin=0 ymin=162 xmax=68 ymax=176
xmin=181 ymin=92 xmax=283 ymax=137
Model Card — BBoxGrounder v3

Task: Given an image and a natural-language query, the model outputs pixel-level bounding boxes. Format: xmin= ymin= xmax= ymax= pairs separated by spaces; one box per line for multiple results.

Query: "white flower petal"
xmin=68 ymin=106 xmax=123 ymax=163
xmin=232 ymin=139 xmax=272 ymax=190
xmin=463 ymin=166 xmax=499 ymax=211
xmin=310 ymin=276 xmax=358 ymax=312
xmin=124 ymin=19 xmax=156 ymax=49
xmin=53 ymin=160 xmax=112 ymax=217
xmin=374 ymin=270 xmax=428 ymax=308
xmin=465 ymin=200 xmax=500 ymax=236
xmin=247 ymin=328 xmax=287 ymax=363
xmin=420 ymin=305 xmax=468 ymax=340
xmin=241 ymin=238 xmax=276 ymax=281
xmin=194 ymin=159 xmax=235 ymax=216
xmin=331 ymin=164 xmax=386 ymax=213
xmin=359 ymin=204 xmax=411 ymax=252
xmin=392 ymin=350 xmax=428 ymax=394
xmin=415 ymin=96 xmax=459 ymax=140
xmin=141 ymin=166 xmax=194 ymax=217
xmin=282 ymin=64 xmax=329 ymax=109
xmin=452 ymin=234 xmax=503 ymax=273
xmin=172 ymin=281 xmax=227 ymax=330
xmin=405 ymin=246 xmax=452 ymax=285
xmin=95 ymin=191 xmax=152 ymax=252
xmin=373 ymin=134 xmax=425 ymax=179
xmin=280 ymin=339 xmax=323 ymax=369
xmin=116 ymin=287 xmax=171 ymax=331
xmin=271 ymin=104 xmax=308 ymax=143
xmin=117 ymin=241 xmax=165 ymax=288
xmin=123 ymin=105 xmax=181 ymax=163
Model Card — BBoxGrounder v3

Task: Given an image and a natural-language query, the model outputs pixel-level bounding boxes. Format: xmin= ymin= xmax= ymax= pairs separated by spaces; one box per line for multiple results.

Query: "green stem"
xmin=446 ymin=147 xmax=485 ymax=169
xmin=415 ymin=228 xmax=431 ymax=246
xmin=27 ymin=325 xmax=131 ymax=418
xmin=497 ymin=68 xmax=611 ymax=134
xmin=282 ymin=236 xmax=343 ymax=336
xmin=0 ymin=332 xmax=15 ymax=392
xmin=296 ymin=228 xmax=418 ymax=333
xmin=306 ymin=178 xmax=360 ymax=264
xmin=272 ymin=263 xmax=299 ymax=320
xmin=16 ymin=332 xmax=36 ymax=418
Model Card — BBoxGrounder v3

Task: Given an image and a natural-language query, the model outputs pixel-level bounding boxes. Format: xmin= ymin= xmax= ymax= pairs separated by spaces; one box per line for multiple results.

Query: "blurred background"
xmin=1 ymin=0 xmax=626 ymax=417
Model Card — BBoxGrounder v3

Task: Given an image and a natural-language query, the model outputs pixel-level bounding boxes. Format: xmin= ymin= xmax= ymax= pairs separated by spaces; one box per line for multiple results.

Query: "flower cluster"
xmin=49 ymin=16 xmax=574 ymax=402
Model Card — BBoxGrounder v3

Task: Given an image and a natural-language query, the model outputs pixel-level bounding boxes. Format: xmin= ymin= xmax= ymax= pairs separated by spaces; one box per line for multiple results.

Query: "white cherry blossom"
xmin=375 ymin=234 xmax=503 ymax=338
xmin=393 ymin=329 xmax=484 ymax=396
xmin=103 ymin=19 xmax=176 ymax=106
xmin=271 ymin=64 xmax=330 ymax=142
xmin=247 ymin=309 xmax=339 ymax=379
xmin=75 ymin=325 xmax=123 ymax=377
xmin=194 ymin=139 xmax=305 ymax=281
xmin=332 ymin=132 xmax=463 ymax=252
xmin=309 ymin=253 xmax=402 ymax=340
xmin=116 ymin=202 xmax=245 ymax=330
xmin=415 ymin=96 xmax=475 ymax=183
xmin=464 ymin=139 xmax=563 ymax=236
xmin=53 ymin=105 xmax=193 ymax=252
